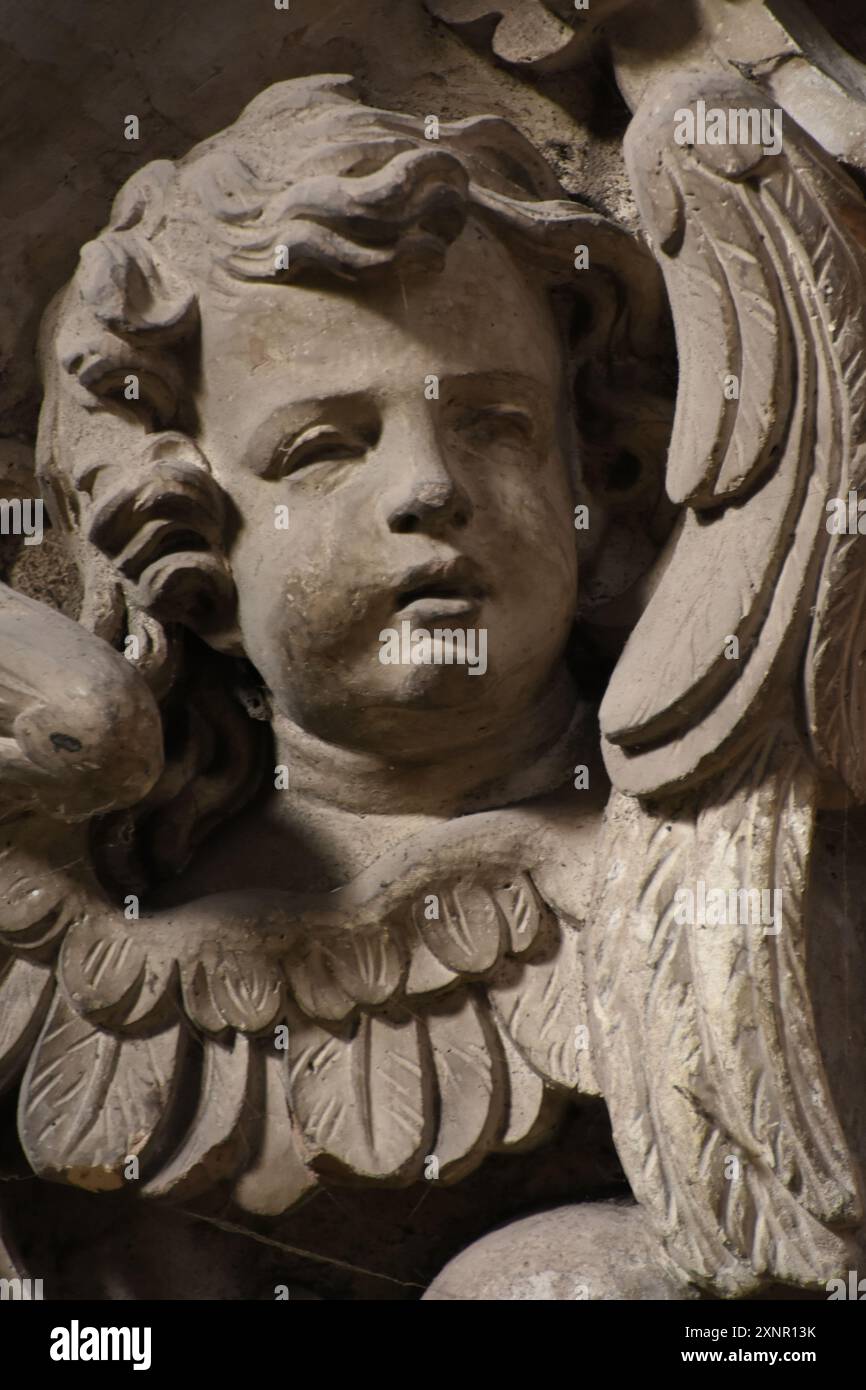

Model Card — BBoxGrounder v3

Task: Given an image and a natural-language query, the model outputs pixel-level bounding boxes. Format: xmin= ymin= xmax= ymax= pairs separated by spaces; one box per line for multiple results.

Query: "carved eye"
xmin=451 ymin=405 xmax=534 ymax=448
xmin=269 ymin=424 xmax=370 ymax=477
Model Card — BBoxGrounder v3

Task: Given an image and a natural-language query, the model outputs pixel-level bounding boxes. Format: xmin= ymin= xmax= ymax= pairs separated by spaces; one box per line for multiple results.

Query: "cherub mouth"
xmin=395 ymin=563 xmax=486 ymax=618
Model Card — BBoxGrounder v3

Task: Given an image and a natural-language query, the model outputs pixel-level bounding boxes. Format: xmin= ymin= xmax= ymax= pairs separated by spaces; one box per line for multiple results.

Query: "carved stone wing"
xmin=0 ymin=577 xmax=184 ymax=1190
xmin=601 ymin=72 xmax=866 ymax=800
xmin=603 ymin=76 xmax=866 ymax=800
xmin=42 ymin=819 xmax=596 ymax=1209
xmin=592 ymin=729 xmax=860 ymax=1294
xmin=590 ymin=74 xmax=866 ymax=1293
xmin=0 ymin=587 xmax=596 ymax=1210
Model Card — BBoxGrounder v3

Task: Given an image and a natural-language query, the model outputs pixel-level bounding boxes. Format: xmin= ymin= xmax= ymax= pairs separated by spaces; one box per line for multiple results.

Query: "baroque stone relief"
xmin=3 ymin=0 xmax=866 ymax=1300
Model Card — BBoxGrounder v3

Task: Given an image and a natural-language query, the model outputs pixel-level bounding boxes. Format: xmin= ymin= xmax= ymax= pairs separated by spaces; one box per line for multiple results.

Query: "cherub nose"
xmin=383 ymin=415 xmax=473 ymax=535
xmin=387 ymin=479 xmax=471 ymax=534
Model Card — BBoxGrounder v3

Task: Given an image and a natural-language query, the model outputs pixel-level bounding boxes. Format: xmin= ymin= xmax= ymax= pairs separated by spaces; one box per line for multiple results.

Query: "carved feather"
xmin=180 ymin=955 xmax=230 ymax=1036
xmin=492 ymin=873 xmax=546 ymax=954
xmin=233 ymin=1046 xmax=316 ymax=1216
xmin=600 ymin=75 xmax=866 ymax=798
xmin=19 ymin=992 xmax=186 ymax=1190
xmin=426 ymin=988 xmax=505 ymax=1181
xmin=287 ymin=1002 xmax=434 ymax=1182
xmin=489 ymin=919 xmax=599 ymax=1095
xmin=0 ymin=952 xmax=54 ymax=1095
xmin=0 ymin=809 xmax=92 ymax=952
xmin=417 ymin=880 xmax=506 ymax=975
xmin=208 ymin=948 xmax=284 ymax=1034
xmin=590 ymin=727 xmax=861 ymax=1294
xmin=323 ymin=926 xmax=404 ymax=1007
xmin=490 ymin=1007 xmax=566 ymax=1152
xmin=60 ymin=918 xmax=148 ymax=1026
xmin=144 ymin=1033 xmax=257 ymax=1201
xmin=405 ymin=915 xmax=460 ymax=995
xmin=285 ymin=940 xmax=356 ymax=1023
xmin=802 ymin=154 xmax=866 ymax=795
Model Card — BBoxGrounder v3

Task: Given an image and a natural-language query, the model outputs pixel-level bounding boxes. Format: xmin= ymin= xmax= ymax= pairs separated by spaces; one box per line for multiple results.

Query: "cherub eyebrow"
xmin=259 ymin=389 xmax=375 ymax=421
xmin=437 ymin=370 xmax=546 ymax=398
xmin=440 ymin=369 xmax=540 ymax=385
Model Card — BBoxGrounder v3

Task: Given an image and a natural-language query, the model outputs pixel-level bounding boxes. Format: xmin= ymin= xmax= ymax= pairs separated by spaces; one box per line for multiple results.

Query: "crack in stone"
xmin=178 ymin=1206 xmax=426 ymax=1291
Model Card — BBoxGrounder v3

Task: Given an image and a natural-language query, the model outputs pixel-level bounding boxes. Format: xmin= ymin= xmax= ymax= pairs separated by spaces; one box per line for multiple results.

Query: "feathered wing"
xmin=0 ymin=577 xmax=192 ymax=1192
xmin=0 ymin=580 xmax=289 ymax=1207
xmin=46 ymin=850 xmax=595 ymax=1207
xmin=0 ymin=588 xmax=596 ymax=1211
xmin=591 ymin=729 xmax=859 ymax=1294
xmin=592 ymin=74 xmax=866 ymax=1291
xmin=601 ymin=73 xmax=866 ymax=797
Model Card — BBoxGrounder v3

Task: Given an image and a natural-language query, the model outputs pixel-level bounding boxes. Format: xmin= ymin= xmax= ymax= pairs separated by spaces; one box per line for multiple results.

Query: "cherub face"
xmin=195 ymin=218 xmax=578 ymax=757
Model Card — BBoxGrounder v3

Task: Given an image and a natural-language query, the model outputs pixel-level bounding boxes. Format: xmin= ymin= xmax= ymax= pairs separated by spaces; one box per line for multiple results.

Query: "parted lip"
xmin=394 ymin=557 xmax=487 ymax=616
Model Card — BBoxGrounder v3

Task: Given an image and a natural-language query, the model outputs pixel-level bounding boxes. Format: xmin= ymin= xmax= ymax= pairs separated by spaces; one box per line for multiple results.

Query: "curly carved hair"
xmin=34 ymin=74 xmax=669 ymax=893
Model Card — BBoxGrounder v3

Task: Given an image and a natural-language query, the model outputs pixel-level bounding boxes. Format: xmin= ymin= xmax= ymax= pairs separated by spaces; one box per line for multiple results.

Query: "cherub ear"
xmin=600 ymin=75 xmax=866 ymax=799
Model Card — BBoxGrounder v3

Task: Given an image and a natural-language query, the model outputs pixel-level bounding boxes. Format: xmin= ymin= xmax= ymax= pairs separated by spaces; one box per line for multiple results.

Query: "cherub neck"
xmin=270 ymin=665 xmax=582 ymax=818
xmin=149 ymin=668 xmax=594 ymax=899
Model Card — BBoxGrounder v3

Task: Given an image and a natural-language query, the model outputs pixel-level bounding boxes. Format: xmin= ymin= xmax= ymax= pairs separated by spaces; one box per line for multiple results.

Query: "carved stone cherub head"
xmin=35 ymin=74 xmax=663 ymax=888
xmin=0 ymin=76 xmax=675 ymax=1245
xmin=6 ymin=66 xmax=865 ymax=1300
